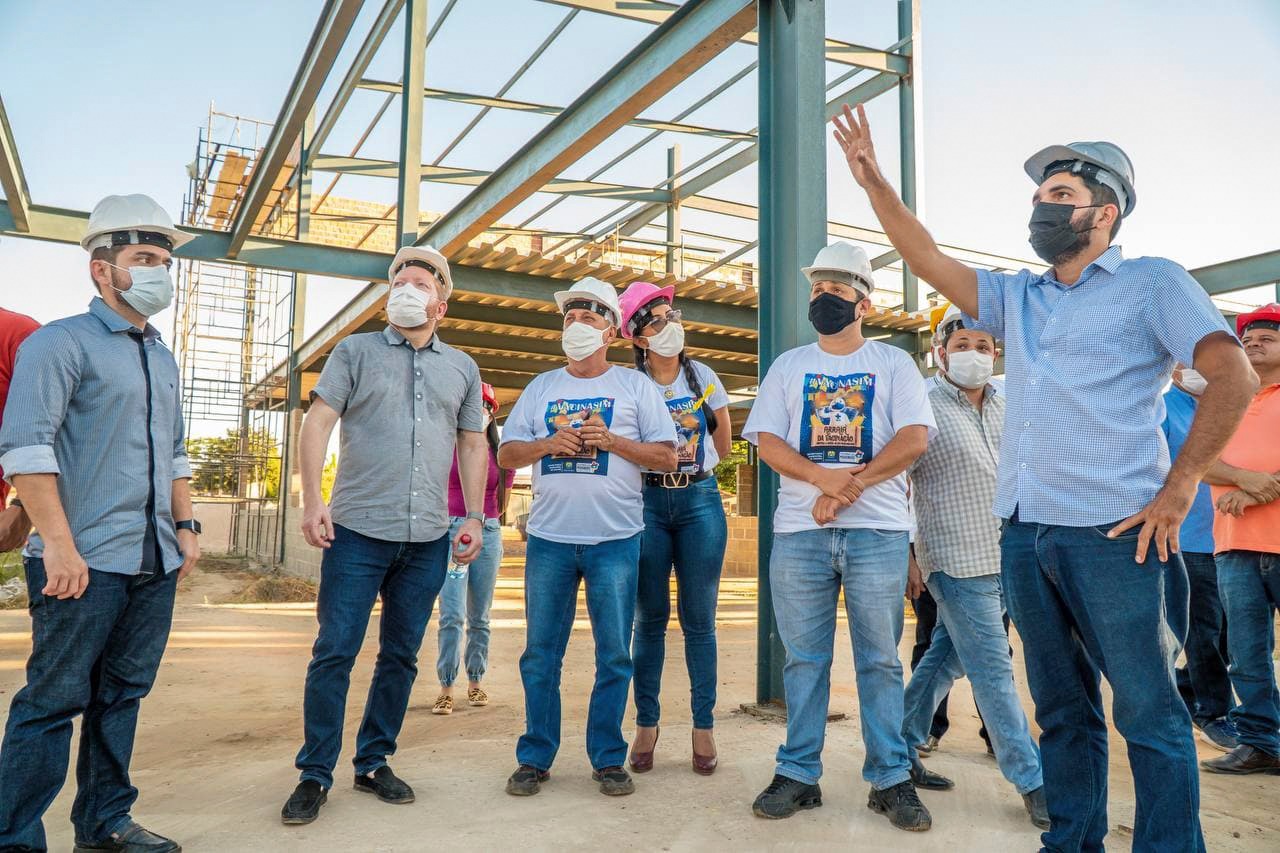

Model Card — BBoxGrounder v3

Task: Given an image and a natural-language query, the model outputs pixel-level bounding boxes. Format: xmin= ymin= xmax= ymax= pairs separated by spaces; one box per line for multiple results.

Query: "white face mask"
xmin=1178 ymin=368 xmax=1208 ymax=396
xmin=561 ymin=321 xmax=607 ymax=360
xmin=106 ymin=262 xmax=173 ymax=317
xmin=386 ymin=284 xmax=435 ymax=328
xmin=944 ymin=350 xmax=995 ymax=389
xmin=645 ymin=322 xmax=685 ymax=358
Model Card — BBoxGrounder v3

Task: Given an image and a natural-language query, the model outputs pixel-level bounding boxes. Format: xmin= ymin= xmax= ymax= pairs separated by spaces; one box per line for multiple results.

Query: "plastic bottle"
xmin=447 ymin=533 xmax=472 ymax=580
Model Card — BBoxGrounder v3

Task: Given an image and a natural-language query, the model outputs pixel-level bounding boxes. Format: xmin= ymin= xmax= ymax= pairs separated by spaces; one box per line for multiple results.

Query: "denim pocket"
xmin=1090 ymin=521 xmax=1141 ymax=541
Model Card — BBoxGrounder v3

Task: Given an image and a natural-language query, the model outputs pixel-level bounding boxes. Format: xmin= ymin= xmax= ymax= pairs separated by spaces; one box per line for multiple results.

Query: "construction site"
xmin=1 ymin=1 xmax=1278 ymax=850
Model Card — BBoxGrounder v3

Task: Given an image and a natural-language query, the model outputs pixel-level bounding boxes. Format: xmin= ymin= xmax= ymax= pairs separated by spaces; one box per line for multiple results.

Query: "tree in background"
xmin=713 ymin=439 xmax=750 ymax=495
xmin=186 ymin=428 xmax=282 ymax=499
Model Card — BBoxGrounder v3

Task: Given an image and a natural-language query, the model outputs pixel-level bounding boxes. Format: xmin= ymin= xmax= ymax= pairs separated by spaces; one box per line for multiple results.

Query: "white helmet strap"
xmin=86 ymin=229 xmax=175 ymax=253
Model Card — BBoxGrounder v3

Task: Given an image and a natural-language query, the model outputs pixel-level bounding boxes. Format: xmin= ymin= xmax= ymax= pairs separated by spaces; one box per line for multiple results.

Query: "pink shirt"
xmin=448 ymin=445 xmax=515 ymax=519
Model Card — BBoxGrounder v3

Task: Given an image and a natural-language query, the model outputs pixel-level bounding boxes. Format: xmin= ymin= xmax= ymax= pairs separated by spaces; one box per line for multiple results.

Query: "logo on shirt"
xmin=799 ymin=372 xmax=875 ymax=464
xmin=665 ymin=395 xmax=707 ymax=474
xmin=542 ymin=396 xmax=615 ymax=476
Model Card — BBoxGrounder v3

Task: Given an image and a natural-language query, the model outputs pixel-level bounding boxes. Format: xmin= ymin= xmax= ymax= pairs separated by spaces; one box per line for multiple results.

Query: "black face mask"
xmin=808 ymin=292 xmax=861 ymax=335
xmin=1028 ymin=202 xmax=1102 ymax=264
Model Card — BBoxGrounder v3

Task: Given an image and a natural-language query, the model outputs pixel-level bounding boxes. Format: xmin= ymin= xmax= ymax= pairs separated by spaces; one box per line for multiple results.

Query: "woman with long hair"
xmin=618 ymin=281 xmax=732 ymax=775
xmin=432 ymin=382 xmax=514 ymax=714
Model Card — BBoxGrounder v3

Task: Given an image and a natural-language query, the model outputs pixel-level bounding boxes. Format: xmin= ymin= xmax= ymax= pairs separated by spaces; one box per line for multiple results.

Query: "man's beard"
xmin=1050 ymin=208 xmax=1098 ymax=267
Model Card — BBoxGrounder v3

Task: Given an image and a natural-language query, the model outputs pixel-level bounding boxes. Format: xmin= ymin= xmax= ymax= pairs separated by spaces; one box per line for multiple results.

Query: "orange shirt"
xmin=1212 ymin=383 xmax=1280 ymax=555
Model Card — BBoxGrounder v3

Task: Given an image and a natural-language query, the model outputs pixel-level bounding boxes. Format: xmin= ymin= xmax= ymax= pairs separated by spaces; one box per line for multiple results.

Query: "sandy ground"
xmin=0 ymin=563 xmax=1276 ymax=853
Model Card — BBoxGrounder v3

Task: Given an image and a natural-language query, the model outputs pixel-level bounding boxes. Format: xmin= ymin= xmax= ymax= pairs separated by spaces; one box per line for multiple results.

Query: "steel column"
xmin=397 ymin=0 xmax=428 ymax=248
xmin=897 ymin=0 xmax=920 ymax=312
xmin=0 ymin=93 xmax=31 ymax=233
xmin=666 ymin=145 xmax=682 ymax=277
xmin=755 ymin=0 xmax=827 ymax=705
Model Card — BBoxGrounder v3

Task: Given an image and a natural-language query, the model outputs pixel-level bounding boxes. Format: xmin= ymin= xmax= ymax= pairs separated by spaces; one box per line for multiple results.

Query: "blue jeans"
xmin=1215 ymin=550 xmax=1280 ymax=756
xmin=901 ymin=572 xmax=1043 ymax=794
xmin=1001 ymin=515 xmax=1202 ymax=853
xmin=0 ymin=560 xmax=177 ymax=850
xmin=516 ymin=533 xmax=640 ymax=772
xmin=436 ymin=517 xmax=503 ymax=686
xmin=769 ymin=527 xmax=913 ymax=789
xmin=1180 ymin=551 xmax=1234 ymax=724
xmin=633 ymin=479 xmax=727 ymax=730
xmin=295 ymin=524 xmax=448 ymax=788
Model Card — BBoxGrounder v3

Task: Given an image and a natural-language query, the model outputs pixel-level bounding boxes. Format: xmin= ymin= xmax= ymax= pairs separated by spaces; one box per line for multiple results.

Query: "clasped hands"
xmin=1216 ymin=469 xmax=1280 ymax=518
xmin=810 ymin=464 xmax=868 ymax=526
xmin=544 ymin=412 xmax=615 ymax=457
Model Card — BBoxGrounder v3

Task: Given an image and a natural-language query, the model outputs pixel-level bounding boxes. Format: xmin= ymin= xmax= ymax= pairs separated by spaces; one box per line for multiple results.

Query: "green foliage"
xmin=186 ymin=428 xmax=281 ymax=499
xmin=713 ymin=439 xmax=750 ymax=495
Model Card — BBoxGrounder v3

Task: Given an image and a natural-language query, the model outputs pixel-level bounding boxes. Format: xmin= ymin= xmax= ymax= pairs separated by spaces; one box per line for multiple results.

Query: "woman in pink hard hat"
xmin=618 ymin=281 xmax=732 ymax=776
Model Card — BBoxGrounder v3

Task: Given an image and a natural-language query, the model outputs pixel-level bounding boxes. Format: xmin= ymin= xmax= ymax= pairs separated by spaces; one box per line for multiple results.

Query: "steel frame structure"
xmin=2 ymin=0 xmax=1277 ymax=697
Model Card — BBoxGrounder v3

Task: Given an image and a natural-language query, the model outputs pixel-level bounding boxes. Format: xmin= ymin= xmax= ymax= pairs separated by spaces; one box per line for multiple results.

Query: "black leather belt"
xmin=643 ymin=470 xmax=715 ymax=488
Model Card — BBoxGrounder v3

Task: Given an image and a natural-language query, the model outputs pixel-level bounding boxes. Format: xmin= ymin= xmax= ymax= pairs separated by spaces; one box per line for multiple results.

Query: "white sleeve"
xmin=890 ymin=351 xmax=937 ymax=441
xmin=637 ymin=377 xmax=679 ymax=444
xmin=742 ymin=357 xmax=792 ymax=447
xmin=499 ymin=378 xmax=542 ymax=445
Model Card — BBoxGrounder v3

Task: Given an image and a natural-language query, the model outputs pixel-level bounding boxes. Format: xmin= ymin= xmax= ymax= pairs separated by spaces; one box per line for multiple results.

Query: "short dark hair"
xmin=1081 ymin=176 xmax=1122 ymax=241
xmin=88 ymin=245 xmax=125 ymax=293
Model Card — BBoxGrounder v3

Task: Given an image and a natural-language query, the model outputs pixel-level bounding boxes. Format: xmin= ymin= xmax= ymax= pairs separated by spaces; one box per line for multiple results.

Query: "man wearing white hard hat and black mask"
xmin=498 ymin=277 xmax=677 ymax=799
xmin=743 ymin=242 xmax=942 ymax=832
xmin=833 ymin=105 xmax=1256 ymax=850
xmin=0 ymin=194 xmax=198 ymax=853
xmin=281 ymin=245 xmax=488 ymax=825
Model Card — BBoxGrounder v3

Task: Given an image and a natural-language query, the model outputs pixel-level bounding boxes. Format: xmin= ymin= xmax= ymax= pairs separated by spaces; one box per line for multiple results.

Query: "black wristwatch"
xmin=176 ymin=519 xmax=202 ymax=535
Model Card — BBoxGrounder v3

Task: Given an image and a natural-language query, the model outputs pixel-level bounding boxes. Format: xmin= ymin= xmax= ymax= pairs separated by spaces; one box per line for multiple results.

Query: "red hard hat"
xmin=1236 ymin=303 xmax=1280 ymax=337
xmin=481 ymin=382 xmax=498 ymax=412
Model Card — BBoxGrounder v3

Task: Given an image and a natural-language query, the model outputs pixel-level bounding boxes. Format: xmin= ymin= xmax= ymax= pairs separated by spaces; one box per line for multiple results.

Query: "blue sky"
xmin=2 ymin=0 xmax=1278 ymax=339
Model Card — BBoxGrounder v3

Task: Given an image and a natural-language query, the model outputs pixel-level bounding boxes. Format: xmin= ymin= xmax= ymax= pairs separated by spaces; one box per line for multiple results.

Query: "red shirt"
xmin=0 ymin=307 xmax=40 ymax=504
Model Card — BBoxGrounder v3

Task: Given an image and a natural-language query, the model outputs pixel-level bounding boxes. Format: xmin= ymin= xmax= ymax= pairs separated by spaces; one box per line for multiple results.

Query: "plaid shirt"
xmin=910 ymin=375 xmax=1004 ymax=579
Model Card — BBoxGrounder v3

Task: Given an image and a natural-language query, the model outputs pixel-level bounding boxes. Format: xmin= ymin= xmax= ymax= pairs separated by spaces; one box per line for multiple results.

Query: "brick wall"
xmin=723 ymin=515 xmax=759 ymax=578
xmin=281 ymin=499 xmax=321 ymax=580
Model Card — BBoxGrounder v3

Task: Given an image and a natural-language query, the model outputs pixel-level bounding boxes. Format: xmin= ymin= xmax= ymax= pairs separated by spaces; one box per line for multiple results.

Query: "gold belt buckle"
xmin=661 ymin=472 xmax=691 ymax=489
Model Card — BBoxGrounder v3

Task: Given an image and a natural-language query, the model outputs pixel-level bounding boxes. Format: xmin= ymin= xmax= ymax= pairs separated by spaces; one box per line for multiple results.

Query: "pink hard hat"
xmin=618 ymin=281 xmax=676 ymax=339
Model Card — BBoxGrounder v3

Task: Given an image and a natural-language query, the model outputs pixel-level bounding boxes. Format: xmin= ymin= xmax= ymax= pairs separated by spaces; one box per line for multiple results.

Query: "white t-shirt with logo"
xmin=743 ymin=340 xmax=936 ymax=534
xmin=641 ymin=360 xmax=730 ymax=474
xmin=502 ymin=365 xmax=678 ymax=544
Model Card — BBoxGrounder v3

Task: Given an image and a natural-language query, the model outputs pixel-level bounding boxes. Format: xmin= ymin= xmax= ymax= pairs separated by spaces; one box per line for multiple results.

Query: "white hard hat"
xmin=81 ymin=194 xmax=193 ymax=252
xmin=935 ymin=304 xmax=966 ymax=341
xmin=1024 ymin=141 xmax=1136 ymax=217
xmin=553 ymin=276 xmax=622 ymax=326
xmin=389 ymin=245 xmax=453 ymax=299
xmin=801 ymin=242 xmax=874 ymax=296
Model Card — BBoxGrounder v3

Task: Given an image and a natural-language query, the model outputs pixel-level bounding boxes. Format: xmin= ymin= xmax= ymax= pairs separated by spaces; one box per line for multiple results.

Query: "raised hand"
xmin=831 ymin=103 xmax=884 ymax=189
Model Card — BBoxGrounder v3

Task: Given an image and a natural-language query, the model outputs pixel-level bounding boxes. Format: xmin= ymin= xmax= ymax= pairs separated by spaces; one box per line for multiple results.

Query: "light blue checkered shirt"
xmin=964 ymin=246 xmax=1233 ymax=527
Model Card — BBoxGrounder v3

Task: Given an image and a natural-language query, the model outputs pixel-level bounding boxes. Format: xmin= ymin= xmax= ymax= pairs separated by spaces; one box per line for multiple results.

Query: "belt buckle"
xmin=661 ymin=471 xmax=690 ymax=489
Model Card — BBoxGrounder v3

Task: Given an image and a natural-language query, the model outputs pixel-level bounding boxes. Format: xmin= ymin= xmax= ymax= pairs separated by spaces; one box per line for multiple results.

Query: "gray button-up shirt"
xmin=312 ymin=326 xmax=482 ymax=542
xmin=0 ymin=297 xmax=192 ymax=575
xmin=909 ymin=374 xmax=1004 ymax=580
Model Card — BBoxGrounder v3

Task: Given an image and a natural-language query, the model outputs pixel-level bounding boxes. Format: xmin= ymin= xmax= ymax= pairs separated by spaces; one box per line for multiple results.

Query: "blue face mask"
xmin=105 ymin=261 xmax=174 ymax=317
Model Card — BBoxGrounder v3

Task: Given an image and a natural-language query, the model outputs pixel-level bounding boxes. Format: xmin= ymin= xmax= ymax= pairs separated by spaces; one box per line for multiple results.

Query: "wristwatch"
xmin=465 ymin=511 xmax=485 ymax=523
xmin=176 ymin=519 xmax=202 ymax=535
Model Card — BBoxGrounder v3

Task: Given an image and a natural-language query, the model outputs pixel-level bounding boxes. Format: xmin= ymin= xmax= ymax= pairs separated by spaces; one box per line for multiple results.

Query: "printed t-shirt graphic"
xmin=666 ymin=395 xmax=707 ymax=473
xmin=799 ymin=372 xmax=875 ymax=464
xmin=541 ymin=396 xmax=615 ymax=475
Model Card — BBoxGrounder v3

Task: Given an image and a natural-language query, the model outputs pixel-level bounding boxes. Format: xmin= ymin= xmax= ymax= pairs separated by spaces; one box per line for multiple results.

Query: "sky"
xmin=2 ymin=0 xmax=1278 ymax=342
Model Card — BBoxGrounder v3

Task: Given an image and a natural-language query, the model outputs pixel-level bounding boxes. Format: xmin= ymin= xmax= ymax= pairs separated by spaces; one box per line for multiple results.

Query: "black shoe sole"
xmin=506 ymin=781 xmax=542 ymax=796
xmin=353 ymin=781 xmax=415 ymax=804
xmin=752 ymin=795 xmax=822 ymax=819
xmin=281 ymin=791 xmax=327 ymax=826
xmin=73 ymin=847 xmax=181 ymax=853
xmin=1200 ymin=764 xmax=1280 ymax=775
xmin=867 ymin=799 xmax=932 ymax=832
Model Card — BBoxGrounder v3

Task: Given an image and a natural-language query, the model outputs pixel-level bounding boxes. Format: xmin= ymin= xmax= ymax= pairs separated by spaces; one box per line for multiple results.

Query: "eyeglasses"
xmin=642 ymin=309 xmax=682 ymax=335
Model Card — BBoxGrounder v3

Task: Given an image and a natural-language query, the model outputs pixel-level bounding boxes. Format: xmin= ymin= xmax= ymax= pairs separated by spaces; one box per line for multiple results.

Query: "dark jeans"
xmin=0 ymin=560 xmax=178 ymax=850
xmin=295 ymin=524 xmax=448 ymax=788
xmin=1215 ymin=550 xmax=1280 ymax=756
xmin=633 ymin=479 xmax=727 ymax=730
xmin=1001 ymin=515 xmax=1203 ymax=853
xmin=1178 ymin=551 xmax=1233 ymax=725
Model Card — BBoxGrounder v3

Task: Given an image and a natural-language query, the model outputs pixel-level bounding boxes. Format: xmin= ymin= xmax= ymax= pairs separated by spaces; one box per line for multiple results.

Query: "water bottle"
xmin=447 ymin=533 xmax=472 ymax=581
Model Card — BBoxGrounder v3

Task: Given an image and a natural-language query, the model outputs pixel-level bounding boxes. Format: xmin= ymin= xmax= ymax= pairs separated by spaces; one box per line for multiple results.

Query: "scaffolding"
xmin=173 ymin=107 xmax=296 ymax=562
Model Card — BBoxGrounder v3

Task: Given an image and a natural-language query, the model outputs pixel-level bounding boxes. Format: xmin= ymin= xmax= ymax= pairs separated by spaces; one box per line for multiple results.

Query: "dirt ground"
xmin=0 ymin=563 xmax=1275 ymax=852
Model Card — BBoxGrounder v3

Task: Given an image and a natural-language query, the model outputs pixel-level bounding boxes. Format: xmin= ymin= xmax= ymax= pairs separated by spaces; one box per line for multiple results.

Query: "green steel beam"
xmin=0 ymin=93 xmax=31 ymax=233
xmin=897 ymin=0 xmax=920 ymax=312
xmin=415 ymin=0 xmax=757 ymax=255
xmin=226 ymin=0 xmax=364 ymax=258
xmin=397 ymin=0 xmax=429 ymax=248
xmin=754 ymin=0 xmax=827 ymax=705
xmin=537 ymin=0 xmax=909 ymax=74
xmin=305 ymin=0 xmax=405 ymax=171
xmin=311 ymin=154 xmax=672 ymax=202
xmin=357 ymin=78 xmax=756 ymax=141
xmin=1191 ymin=249 xmax=1280 ymax=296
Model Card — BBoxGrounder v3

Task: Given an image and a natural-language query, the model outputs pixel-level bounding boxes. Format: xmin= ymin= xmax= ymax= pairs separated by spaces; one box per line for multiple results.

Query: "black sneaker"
xmin=73 ymin=821 xmax=180 ymax=852
xmin=752 ymin=773 xmax=823 ymax=819
xmin=592 ymin=765 xmax=635 ymax=796
xmin=1197 ymin=717 xmax=1240 ymax=753
xmin=909 ymin=763 xmax=954 ymax=790
xmin=867 ymin=781 xmax=932 ymax=832
xmin=1023 ymin=786 xmax=1050 ymax=829
xmin=353 ymin=765 xmax=415 ymax=804
xmin=281 ymin=780 xmax=327 ymax=825
xmin=506 ymin=764 xmax=550 ymax=796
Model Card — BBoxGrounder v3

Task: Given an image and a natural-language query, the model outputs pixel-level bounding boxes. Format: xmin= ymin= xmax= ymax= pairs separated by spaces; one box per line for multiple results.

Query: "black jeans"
xmin=0 ymin=560 xmax=178 ymax=849
xmin=1176 ymin=551 xmax=1233 ymax=724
